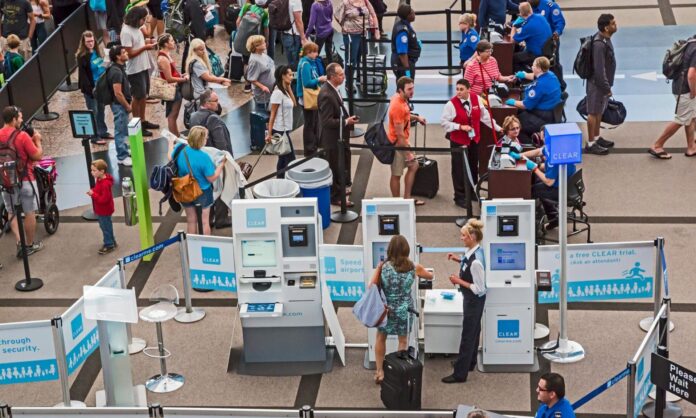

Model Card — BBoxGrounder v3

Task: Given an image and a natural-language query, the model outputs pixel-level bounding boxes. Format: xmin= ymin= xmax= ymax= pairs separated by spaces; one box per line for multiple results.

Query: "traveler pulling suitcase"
xmin=380 ymin=310 xmax=422 ymax=410
xmin=250 ymin=110 xmax=269 ymax=151
xmin=410 ymin=121 xmax=439 ymax=198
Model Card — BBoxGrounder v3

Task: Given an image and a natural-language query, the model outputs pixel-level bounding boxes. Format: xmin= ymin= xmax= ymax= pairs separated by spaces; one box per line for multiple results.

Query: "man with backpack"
xmin=0 ymin=105 xmax=44 ymax=257
xmin=236 ymin=0 xmax=269 ymax=93
xmin=105 ymin=45 xmax=134 ymax=166
xmin=585 ymin=14 xmax=617 ymax=156
xmin=649 ymin=35 xmax=696 ymax=159
xmin=270 ymin=0 xmax=306 ymax=70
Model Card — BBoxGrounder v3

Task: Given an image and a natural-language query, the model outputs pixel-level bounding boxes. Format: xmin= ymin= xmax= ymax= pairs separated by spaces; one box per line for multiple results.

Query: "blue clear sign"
xmin=246 ymin=208 xmax=266 ymax=228
xmin=497 ymin=319 xmax=520 ymax=339
xmin=324 ymin=256 xmax=337 ymax=274
xmin=201 ymin=247 xmax=221 ymax=265
xmin=70 ymin=314 xmax=83 ymax=340
xmin=544 ymin=123 xmax=582 ymax=165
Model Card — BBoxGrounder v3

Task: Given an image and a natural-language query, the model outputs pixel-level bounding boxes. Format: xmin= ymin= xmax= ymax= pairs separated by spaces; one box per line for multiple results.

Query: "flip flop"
xmin=648 ymin=149 xmax=672 ymax=160
xmin=685 ymin=151 xmax=696 ymax=157
xmin=414 ymin=200 xmax=426 ymax=206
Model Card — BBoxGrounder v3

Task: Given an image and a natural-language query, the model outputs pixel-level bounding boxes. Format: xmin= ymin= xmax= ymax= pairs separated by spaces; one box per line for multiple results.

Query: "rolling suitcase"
xmin=380 ymin=312 xmax=422 ymax=410
xmin=357 ymin=54 xmax=388 ymax=96
xmin=226 ymin=33 xmax=245 ymax=82
xmin=250 ymin=110 xmax=269 ymax=151
xmin=410 ymin=122 xmax=439 ymax=198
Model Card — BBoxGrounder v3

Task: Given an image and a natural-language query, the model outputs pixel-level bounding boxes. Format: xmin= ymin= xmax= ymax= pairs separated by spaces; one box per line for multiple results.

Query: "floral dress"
xmin=377 ymin=262 xmax=415 ymax=336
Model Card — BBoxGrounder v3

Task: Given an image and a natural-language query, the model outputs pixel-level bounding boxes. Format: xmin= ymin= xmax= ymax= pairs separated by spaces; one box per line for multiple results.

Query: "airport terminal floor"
xmin=3 ymin=0 xmax=696 ymax=417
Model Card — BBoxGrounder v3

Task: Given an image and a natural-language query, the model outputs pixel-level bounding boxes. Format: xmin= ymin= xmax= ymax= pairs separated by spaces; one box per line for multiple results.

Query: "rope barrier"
xmin=122 ymin=235 xmax=180 ymax=265
xmin=571 ymin=367 xmax=631 ymax=410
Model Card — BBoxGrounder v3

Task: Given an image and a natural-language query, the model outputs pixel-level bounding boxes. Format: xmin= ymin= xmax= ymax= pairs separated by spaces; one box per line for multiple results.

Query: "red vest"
xmin=449 ymin=95 xmax=481 ymax=146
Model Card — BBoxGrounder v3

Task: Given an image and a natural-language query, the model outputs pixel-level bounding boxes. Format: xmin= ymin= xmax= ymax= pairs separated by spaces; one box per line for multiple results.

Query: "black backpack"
xmin=149 ymin=143 xmax=186 ymax=215
xmin=268 ymin=0 xmax=292 ymax=31
xmin=573 ymin=35 xmax=595 ymax=80
xmin=93 ymin=66 xmax=114 ymax=105
xmin=663 ymin=38 xmax=696 ymax=80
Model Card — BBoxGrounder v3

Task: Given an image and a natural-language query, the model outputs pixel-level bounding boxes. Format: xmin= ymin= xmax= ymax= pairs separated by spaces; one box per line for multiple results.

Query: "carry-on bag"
xmin=250 ymin=110 xmax=269 ymax=151
xmin=380 ymin=311 xmax=422 ymax=410
xmin=410 ymin=122 xmax=439 ymax=198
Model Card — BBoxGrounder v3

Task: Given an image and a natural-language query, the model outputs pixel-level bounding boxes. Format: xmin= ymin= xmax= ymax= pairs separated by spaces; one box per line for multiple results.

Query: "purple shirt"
xmin=307 ymin=0 xmax=334 ymax=38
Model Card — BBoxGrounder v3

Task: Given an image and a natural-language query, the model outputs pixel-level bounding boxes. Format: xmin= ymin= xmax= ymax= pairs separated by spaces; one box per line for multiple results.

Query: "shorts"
xmin=674 ymin=93 xmax=696 ymax=125
xmin=127 ymin=70 xmax=150 ymax=100
xmin=95 ymin=11 xmax=107 ymax=30
xmin=2 ymin=181 xmax=38 ymax=214
xmin=585 ymin=82 xmax=610 ymax=115
xmin=390 ymin=150 xmax=415 ymax=177
xmin=181 ymin=186 xmax=214 ymax=209
xmin=165 ymin=85 xmax=183 ymax=117
xmin=147 ymin=0 xmax=164 ymax=20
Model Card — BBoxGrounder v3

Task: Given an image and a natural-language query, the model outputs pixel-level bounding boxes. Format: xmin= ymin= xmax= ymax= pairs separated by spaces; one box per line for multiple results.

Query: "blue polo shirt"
xmin=172 ymin=145 xmax=216 ymax=190
xmin=459 ymin=28 xmax=479 ymax=61
xmin=535 ymin=397 xmax=576 ymax=418
xmin=395 ymin=21 xmax=416 ymax=55
xmin=533 ymin=0 xmax=565 ymax=36
xmin=543 ymin=146 xmax=576 ymax=188
xmin=523 ymin=71 xmax=561 ymax=111
xmin=513 ymin=13 xmax=552 ymax=56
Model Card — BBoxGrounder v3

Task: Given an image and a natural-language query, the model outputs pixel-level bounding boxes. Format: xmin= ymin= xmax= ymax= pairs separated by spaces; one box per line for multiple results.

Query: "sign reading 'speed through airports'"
xmin=0 ymin=321 xmax=58 ymax=385
xmin=537 ymin=242 xmax=655 ymax=303
xmin=320 ymin=245 xmax=365 ymax=302
xmin=187 ymin=235 xmax=236 ymax=293
xmin=651 ymin=353 xmax=696 ymax=403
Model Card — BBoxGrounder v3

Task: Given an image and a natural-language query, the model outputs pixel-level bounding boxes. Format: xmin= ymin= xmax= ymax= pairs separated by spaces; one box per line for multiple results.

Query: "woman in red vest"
xmin=440 ymin=79 xmax=501 ymax=207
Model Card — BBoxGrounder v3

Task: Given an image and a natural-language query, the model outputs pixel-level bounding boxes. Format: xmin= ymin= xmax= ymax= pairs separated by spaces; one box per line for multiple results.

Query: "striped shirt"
xmin=464 ymin=57 xmax=502 ymax=97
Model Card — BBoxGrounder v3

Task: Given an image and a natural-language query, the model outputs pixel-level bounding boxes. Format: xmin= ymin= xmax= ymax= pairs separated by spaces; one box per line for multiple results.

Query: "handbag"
xmin=171 ymin=149 xmax=203 ymax=203
xmin=265 ymin=101 xmax=293 ymax=155
xmin=365 ymin=110 xmax=394 ymax=164
xmin=150 ymin=77 xmax=177 ymax=101
xmin=303 ymin=87 xmax=319 ymax=110
xmin=238 ymin=142 xmax=267 ymax=179
xmin=352 ymin=263 xmax=389 ymax=328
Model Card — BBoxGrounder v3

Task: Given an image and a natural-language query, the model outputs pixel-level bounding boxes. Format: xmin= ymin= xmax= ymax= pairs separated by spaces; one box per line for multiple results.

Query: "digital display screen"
xmin=502 ymin=224 xmax=514 ymax=232
xmin=490 ymin=243 xmax=525 ymax=271
xmin=241 ymin=240 xmax=277 ymax=268
xmin=246 ymin=303 xmax=276 ymax=313
xmin=372 ymin=242 xmax=388 ymax=268
xmin=379 ymin=215 xmax=399 ymax=235
xmin=292 ymin=235 xmax=303 ymax=242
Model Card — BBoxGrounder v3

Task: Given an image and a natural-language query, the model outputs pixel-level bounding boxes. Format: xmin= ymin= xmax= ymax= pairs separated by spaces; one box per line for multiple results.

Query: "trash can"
xmin=285 ymin=159 xmax=333 ymax=229
xmin=122 ymin=177 xmax=138 ymax=226
xmin=252 ymin=178 xmax=300 ymax=199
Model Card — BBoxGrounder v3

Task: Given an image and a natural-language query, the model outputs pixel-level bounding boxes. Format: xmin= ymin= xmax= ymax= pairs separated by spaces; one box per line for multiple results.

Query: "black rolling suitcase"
xmin=380 ymin=311 xmax=422 ymax=410
xmin=410 ymin=122 xmax=439 ymax=198
xmin=250 ymin=110 xmax=269 ymax=151
xmin=357 ymin=54 xmax=388 ymax=96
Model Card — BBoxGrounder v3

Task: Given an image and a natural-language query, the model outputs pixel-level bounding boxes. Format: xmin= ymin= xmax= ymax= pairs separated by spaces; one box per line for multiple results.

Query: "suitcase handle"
xmin=411 ymin=113 xmax=426 ymax=158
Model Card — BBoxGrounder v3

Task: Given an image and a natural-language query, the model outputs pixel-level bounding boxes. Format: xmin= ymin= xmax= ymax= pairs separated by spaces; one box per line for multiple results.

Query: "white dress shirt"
xmin=462 ymin=244 xmax=486 ymax=296
xmin=440 ymin=95 xmax=501 ymax=133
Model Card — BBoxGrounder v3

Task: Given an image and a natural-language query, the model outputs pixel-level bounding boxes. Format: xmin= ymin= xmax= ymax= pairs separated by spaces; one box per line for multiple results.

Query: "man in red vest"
xmin=440 ymin=79 xmax=501 ymax=208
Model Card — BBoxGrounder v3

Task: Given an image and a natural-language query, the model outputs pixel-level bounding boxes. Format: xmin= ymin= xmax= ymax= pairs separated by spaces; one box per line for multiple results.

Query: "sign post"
xmin=646 ymin=298 xmax=682 ymax=418
xmin=539 ymin=123 xmax=585 ymax=363
xmin=128 ymin=118 xmax=154 ymax=261
xmin=68 ymin=110 xmax=99 ymax=221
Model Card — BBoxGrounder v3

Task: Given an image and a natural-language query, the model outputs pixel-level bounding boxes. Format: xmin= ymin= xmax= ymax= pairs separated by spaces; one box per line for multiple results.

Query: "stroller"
xmin=0 ymin=157 xmax=60 ymax=237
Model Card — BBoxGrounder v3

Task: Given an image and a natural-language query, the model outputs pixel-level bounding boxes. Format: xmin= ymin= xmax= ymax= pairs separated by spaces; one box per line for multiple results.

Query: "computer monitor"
xmin=241 ymin=240 xmax=277 ymax=268
xmin=490 ymin=243 xmax=526 ymax=271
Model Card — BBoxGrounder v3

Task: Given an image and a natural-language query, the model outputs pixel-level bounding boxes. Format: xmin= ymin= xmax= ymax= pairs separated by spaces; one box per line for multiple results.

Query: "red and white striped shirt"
xmin=464 ymin=57 xmax=502 ymax=97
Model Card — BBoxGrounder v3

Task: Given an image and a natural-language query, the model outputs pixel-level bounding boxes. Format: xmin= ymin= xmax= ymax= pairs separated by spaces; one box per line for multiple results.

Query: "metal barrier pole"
xmin=640 ymin=237 xmax=671 ymax=332
xmin=627 ymin=361 xmax=636 ymax=418
xmin=57 ymin=27 xmax=79 ymax=92
xmin=361 ymin=14 xmax=368 ymax=96
xmin=331 ymin=68 xmax=358 ymax=224
xmin=33 ymin=56 xmax=59 ymax=121
xmin=0 ymin=403 xmax=11 ymax=418
xmin=439 ymin=8 xmax=460 ymax=76
xmin=51 ymin=317 xmax=86 ymax=407
xmin=455 ymin=147 xmax=474 ymax=227
xmin=175 ymin=231 xmax=206 ymax=323
xmin=119 ymin=259 xmax=146 ymax=354
xmin=299 ymin=405 xmax=314 ymax=418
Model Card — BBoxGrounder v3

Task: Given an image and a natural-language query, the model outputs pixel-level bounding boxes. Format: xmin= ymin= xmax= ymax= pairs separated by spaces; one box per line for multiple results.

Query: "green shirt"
xmin=240 ymin=3 xmax=269 ymax=28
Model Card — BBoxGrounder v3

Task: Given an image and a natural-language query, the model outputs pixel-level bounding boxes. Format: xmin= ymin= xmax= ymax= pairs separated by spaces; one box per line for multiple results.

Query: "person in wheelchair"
xmin=505 ymin=57 xmax=561 ymax=144
xmin=510 ymin=2 xmax=551 ymax=72
xmin=520 ymin=145 xmax=576 ymax=231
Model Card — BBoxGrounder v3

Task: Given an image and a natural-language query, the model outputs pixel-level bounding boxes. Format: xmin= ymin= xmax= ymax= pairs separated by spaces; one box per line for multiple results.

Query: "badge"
xmin=553 ymin=8 xmax=560 ymax=15
xmin=528 ymin=89 xmax=536 ymax=98
xmin=541 ymin=10 xmax=545 ymax=15
xmin=471 ymin=35 xmax=477 ymax=42
xmin=401 ymin=35 xmax=408 ymax=43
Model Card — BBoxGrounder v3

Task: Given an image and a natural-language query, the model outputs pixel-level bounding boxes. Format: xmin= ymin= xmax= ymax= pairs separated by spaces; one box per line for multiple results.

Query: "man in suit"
xmin=318 ymin=63 xmax=359 ymax=206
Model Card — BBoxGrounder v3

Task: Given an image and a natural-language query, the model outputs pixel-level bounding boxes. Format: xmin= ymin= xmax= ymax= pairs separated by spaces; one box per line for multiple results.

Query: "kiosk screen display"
xmin=246 ymin=303 xmax=276 ymax=313
xmin=241 ymin=240 xmax=277 ymax=268
xmin=372 ymin=242 xmax=388 ymax=268
xmin=490 ymin=243 xmax=525 ymax=271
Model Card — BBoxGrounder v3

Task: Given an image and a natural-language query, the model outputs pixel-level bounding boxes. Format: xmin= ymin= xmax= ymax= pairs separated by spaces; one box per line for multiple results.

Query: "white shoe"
xmin=118 ymin=157 xmax=133 ymax=166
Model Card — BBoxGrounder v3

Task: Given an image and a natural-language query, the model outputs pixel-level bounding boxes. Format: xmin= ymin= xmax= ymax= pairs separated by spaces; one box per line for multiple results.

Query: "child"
xmin=4 ymin=34 xmax=25 ymax=80
xmin=87 ymin=159 xmax=117 ymax=254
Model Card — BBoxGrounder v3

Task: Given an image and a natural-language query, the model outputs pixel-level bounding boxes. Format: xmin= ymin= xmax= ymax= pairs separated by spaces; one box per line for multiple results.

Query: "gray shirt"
xmin=190 ymin=59 xmax=209 ymax=98
xmin=589 ymin=32 xmax=616 ymax=93
xmin=247 ymin=53 xmax=275 ymax=104
xmin=190 ymin=108 xmax=233 ymax=154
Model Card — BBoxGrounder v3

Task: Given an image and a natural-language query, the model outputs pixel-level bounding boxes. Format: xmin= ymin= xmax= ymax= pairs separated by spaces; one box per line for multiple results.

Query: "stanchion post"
xmin=118 ymin=259 xmax=146 ymax=354
xmin=640 ymin=237 xmax=667 ymax=332
xmin=455 ymin=147 xmax=473 ymax=227
xmin=50 ymin=317 xmax=85 ymax=407
xmin=361 ymin=14 xmax=368 ymax=96
xmin=192 ymin=206 xmax=213 ymax=292
xmin=12 ymin=191 xmax=43 ymax=291
xmin=0 ymin=403 xmax=11 ymax=418
xmin=80 ymin=137 xmax=98 ymax=221
xmin=175 ymin=230 xmax=206 ymax=323
xmin=627 ymin=361 xmax=636 ymax=418
xmin=57 ymin=29 xmax=79 ymax=92
xmin=439 ymin=8 xmax=461 ymax=76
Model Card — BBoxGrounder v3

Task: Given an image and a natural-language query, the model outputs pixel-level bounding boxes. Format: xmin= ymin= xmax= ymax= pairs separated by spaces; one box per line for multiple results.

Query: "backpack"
xmin=223 ymin=4 xmax=241 ymax=34
xmin=89 ymin=0 xmax=106 ymax=12
xmin=149 ymin=143 xmax=186 ymax=215
xmin=93 ymin=66 xmax=114 ymax=105
xmin=233 ymin=8 xmax=262 ymax=55
xmin=663 ymin=38 xmax=696 ymax=80
xmin=573 ymin=35 xmax=594 ymax=80
xmin=268 ymin=0 xmax=292 ymax=31
xmin=3 ymin=51 xmax=21 ymax=81
xmin=180 ymin=60 xmax=196 ymax=101
xmin=0 ymin=130 xmax=24 ymax=190
xmin=207 ymin=47 xmax=224 ymax=77
xmin=165 ymin=0 xmax=190 ymax=43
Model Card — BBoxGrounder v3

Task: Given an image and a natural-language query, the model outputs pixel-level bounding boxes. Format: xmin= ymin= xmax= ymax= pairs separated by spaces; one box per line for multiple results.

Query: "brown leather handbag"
xmin=172 ymin=149 xmax=203 ymax=203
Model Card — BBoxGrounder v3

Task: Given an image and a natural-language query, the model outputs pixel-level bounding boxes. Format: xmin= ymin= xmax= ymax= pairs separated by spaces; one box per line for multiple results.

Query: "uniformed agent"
xmin=391 ymin=3 xmax=421 ymax=79
xmin=507 ymin=56 xmax=561 ymax=144
xmin=530 ymin=0 xmax=565 ymax=40
xmin=442 ymin=219 xmax=486 ymax=384
xmin=458 ymin=13 xmax=479 ymax=69
xmin=511 ymin=2 xmax=552 ymax=72
xmin=535 ymin=373 xmax=576 ymax=418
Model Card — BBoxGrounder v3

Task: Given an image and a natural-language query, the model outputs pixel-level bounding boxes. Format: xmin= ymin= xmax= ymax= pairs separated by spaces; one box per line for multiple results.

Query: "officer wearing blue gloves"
xmin=391 ymin=4 xmax=421 ymax=80
xmin=530 ymin=0 xmax=565 ymax=40
xmin=511 ymin=2 xmax=552 ymax=72
xmin=506 ymin=56 xmax=560 ymax=144
xmin=478 ymin=0 xmax=519 ymax=35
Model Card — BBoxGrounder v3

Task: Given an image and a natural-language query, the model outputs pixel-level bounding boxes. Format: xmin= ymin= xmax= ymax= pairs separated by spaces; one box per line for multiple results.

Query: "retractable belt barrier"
xmin=571 ymin=367 xmax=631 ymax=411
xmin=122 ymin=235 xmax=181 ymax=265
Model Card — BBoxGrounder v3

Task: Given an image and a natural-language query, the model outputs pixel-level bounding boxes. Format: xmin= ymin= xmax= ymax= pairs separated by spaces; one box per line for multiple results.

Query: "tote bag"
xmin=353 ymin=265 xmax=389 ymax=328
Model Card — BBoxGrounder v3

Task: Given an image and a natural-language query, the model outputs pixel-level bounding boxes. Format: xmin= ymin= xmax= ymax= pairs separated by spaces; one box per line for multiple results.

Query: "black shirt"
xmin=106 ymin=63 xmax=131 ymax=104
xmin=673 ymin=42 xmax=696 ymax=95
xmin=0 ymin=0 xmax=32 ymax=39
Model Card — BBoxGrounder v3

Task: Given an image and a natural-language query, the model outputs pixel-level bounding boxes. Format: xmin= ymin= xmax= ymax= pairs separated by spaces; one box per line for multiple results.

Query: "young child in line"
xmin=4 ymin=34 xmax=25 ymax=78
xmin=87 ymin=159 xmax=117 ymax=254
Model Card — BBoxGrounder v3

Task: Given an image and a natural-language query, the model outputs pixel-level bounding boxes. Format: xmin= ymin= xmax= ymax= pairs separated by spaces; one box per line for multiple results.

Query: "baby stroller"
xmin=0 ymin=157 xmax=60 ymax=237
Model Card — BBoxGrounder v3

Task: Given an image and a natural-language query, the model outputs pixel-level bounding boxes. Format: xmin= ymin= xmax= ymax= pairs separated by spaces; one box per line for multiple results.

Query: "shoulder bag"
xmin=352 ymin=262 xmax=389 ymax=328
xmin=171 ymin=149 xmax=204 ymax=203
xmin=266 ymin=96 xmax=293 ymax=155
xmin=150 ymin=76 xmax=177 ymax=101
xmin=301 ymin=62 xmax=320 ymax=110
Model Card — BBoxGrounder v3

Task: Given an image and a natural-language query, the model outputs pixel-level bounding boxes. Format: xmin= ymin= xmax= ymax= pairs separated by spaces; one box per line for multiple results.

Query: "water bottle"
xmin=121 ymin=177 xmax=138 ymax=226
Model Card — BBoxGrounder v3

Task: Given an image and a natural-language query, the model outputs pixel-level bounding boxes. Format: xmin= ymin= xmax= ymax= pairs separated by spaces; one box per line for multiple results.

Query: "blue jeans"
xmin=281 ymin=33 xmax=301 ymax=70
xmin=31 ymin=22 xmax=47 ymax=50
xmin=343 ymin=33 xmax=362 ymax=72
xmin=98 ymin=215 xmax=115 ymax=247
xmin=272 ymin=130 xmax=296 ymax=178
xmin=267 ymin=29 xmax=277 ymax=60
xmin=84 ymin=94 xmax=109 ymax=137
xmin=110 ymin=103 xmax=130 ymax=161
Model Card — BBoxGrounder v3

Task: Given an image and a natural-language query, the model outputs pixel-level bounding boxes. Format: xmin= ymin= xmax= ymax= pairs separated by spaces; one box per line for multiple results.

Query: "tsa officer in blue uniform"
xmin=507 ymin=56 xmax=561 ymax=143
xmin=442 ymin=219 xmax=486 ymax=384
xmin=535 ymin=373 xmax=576 ymax=418
xmin=511 ymin=2 xmax=552 ymax=71
xmin=530 ymin=0 xmax=565 ymax=40
xmin=391 ymin=3 xmax=421 ymax=79
xmin=458 ymin=13 xmax=479 ymax=70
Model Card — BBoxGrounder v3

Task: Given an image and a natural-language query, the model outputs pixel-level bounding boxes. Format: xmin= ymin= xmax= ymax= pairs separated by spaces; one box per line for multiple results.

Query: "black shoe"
xmin=596 ymin=137 xmax=615 ymax=148
xmin=142 ymin=129 xmax=154 ymax=137
xmin=545 ymin=218 xmax=559 ymax=230
xmin=441 ymin=374 xmax=466 ymax=384
xmin=585 ymin=142 xmax=609 ymax=155
xmin=142 ymin=121 xmax=160 ymax=130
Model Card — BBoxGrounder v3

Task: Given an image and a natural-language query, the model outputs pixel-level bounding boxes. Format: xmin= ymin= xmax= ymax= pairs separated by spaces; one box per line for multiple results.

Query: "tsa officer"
xmin=507 ymin=56 xmax=561 ymax=144
xmin=535 ymin=373 xmax=576 ymax=418
xmin=391 ymin=3 xmax=421 ymax=79
xmin=458 ymin=13 xmax=479 ymax=70
xmin=511 ymin=2 xmax=552 ymax=72
xmin=442 ymin=219 xmax=486 ymax=384
xmin=530 ymin=0 xmax=565 ymax=40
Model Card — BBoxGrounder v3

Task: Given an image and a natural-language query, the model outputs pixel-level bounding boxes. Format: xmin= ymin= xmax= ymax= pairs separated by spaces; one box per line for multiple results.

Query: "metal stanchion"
xmin=8 ymin=183 xmax=43 ymax=291
xmin=0 ymin=403 xmax=11 ymax=418
xmin=640 ymin=238 xmax=674 ymax=332
xmin=439 ymin=8 xmax=461 ymax=76
xmin=51 ymin=317 xmax=86 ymax=407
xmin=455 ymin=147 xmax=474 ymax=227
xmin=80 ymin=137 xmax=98 ymax=221
xmin=57 ymin=29 xmax=79 ymax=93
xmin=193 ymin=204 xmax=213 ymax=292
xmin=346 ymin=63 xmax=366 ymax=138
xmin=175 ymin=231 xmax=206 ymax=323
xmin=34 ymin=57 xmax=59 ymax=121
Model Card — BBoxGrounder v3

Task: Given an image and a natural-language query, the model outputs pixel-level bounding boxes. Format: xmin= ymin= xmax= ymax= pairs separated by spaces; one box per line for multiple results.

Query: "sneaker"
xmin=98 ymin=245 xmax=117 ymax=255
xmin=118 ymin=157 xmax=133 ymax=166
xmin=585 ymin=142 xmax=609 ymax=155
xmin=25 ymin=241 xmax=44 ymax=256
xmin=596 ymin=137 xmax=615 ymax=148
xmin=142 ymin=121 xmax=160 ymax=130
xmin=243 ymin=83 xmax=252 ymax=93
xmin=142 ymin=129 xmax=153 ymax=137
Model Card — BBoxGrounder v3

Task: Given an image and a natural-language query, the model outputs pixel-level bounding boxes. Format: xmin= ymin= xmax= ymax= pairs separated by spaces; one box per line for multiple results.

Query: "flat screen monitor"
xmin=241 ymin=240 xmax=277 ymax=268
xmin=490 ymin=243 xmax=526 ymax=271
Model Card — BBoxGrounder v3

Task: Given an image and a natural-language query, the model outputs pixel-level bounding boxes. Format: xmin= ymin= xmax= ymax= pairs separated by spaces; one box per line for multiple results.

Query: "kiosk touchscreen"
xmin=490 ymin=243 xmax=526 ymax=271
xmin=241 ymin=240 xmax=277 ymax=268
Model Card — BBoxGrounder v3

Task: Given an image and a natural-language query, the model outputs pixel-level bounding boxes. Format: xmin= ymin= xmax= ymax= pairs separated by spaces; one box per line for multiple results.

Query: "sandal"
xmin=414 ymin=200 xmax=425 ymax=206
xmin=648 ymin=149 xmax=672 ymax=160
xmin=685 ymin=151 xmax=696 ymax=157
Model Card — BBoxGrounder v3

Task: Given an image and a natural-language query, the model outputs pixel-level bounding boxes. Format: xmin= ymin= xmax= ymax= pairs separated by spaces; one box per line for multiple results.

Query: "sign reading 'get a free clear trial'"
xmin=651 ymin=353 xmax=696 ymax=403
